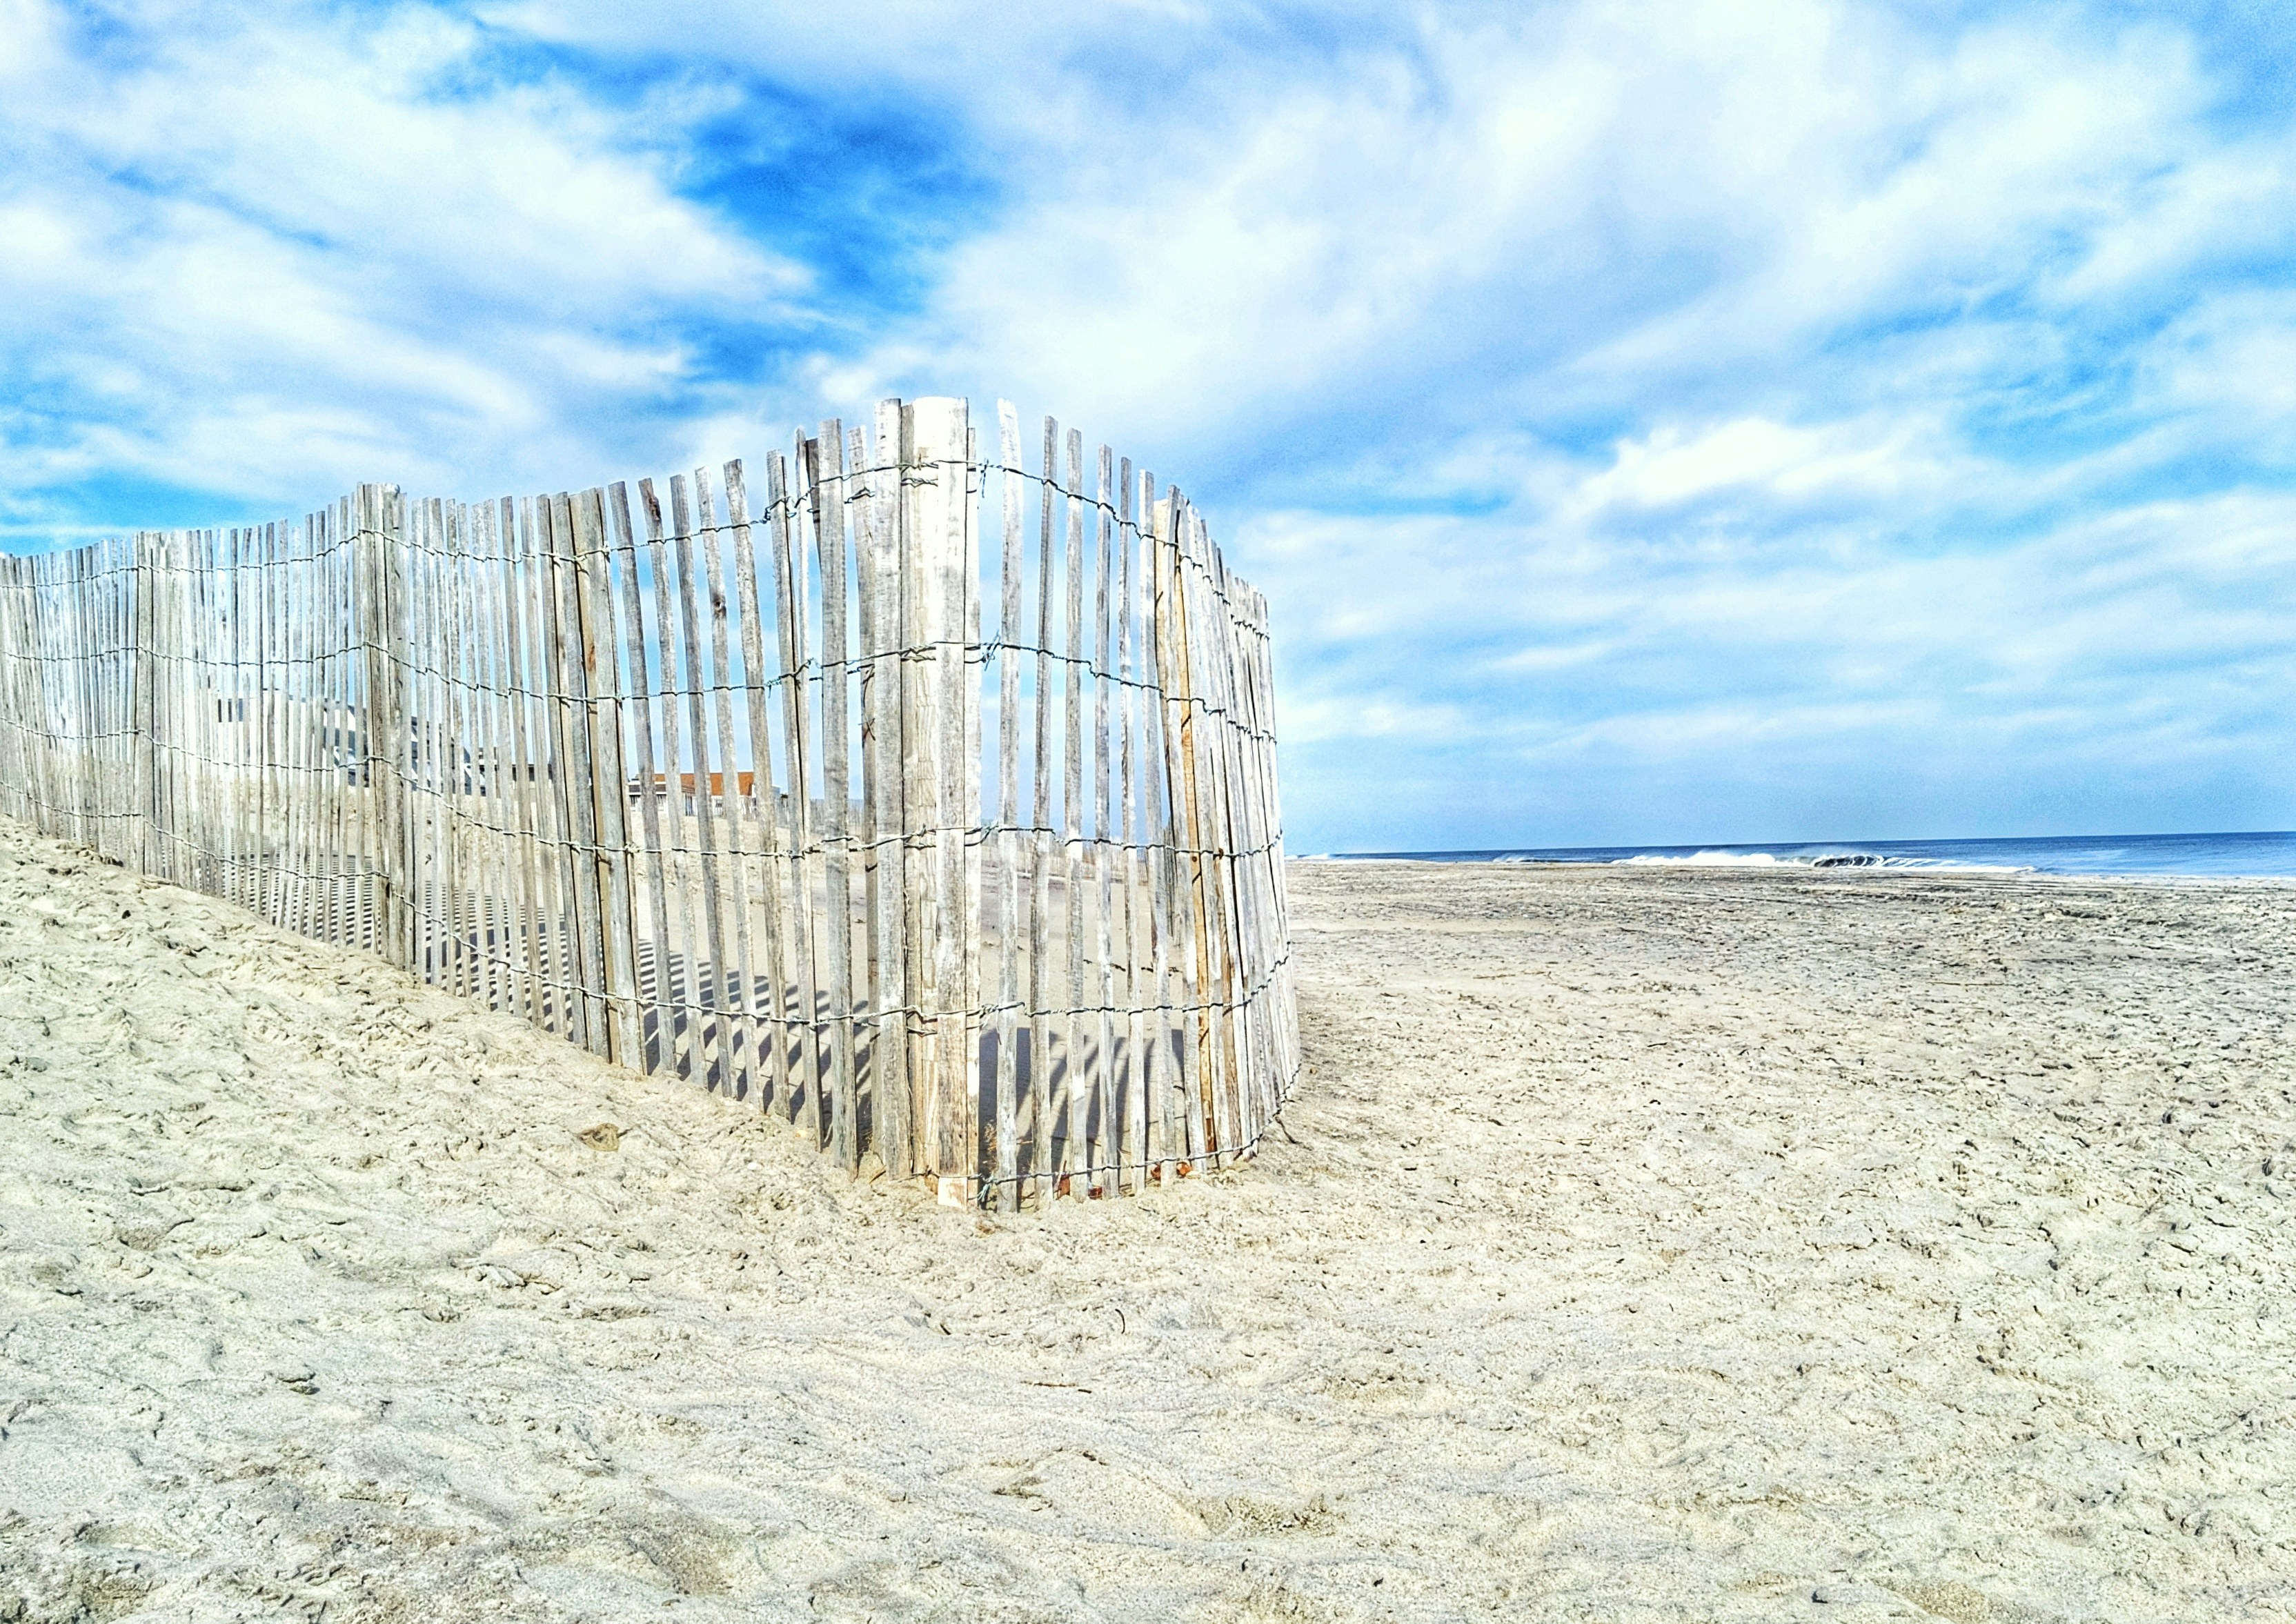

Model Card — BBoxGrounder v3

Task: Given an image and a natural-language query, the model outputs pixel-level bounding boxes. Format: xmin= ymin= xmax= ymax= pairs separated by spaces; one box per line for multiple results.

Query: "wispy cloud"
xmin=3 ymin=0 xmax=2292 ymax=846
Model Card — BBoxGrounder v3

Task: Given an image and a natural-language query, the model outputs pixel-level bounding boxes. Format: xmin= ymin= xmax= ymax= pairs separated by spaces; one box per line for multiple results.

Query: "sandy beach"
xmin=2 ymin=819 xmax=2291 ymax=1622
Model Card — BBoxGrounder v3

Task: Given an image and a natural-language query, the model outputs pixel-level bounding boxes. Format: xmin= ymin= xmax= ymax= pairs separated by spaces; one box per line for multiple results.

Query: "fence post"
xmin=898 ymin=397 xmax=978 ymax=1204
xmin=355 ymin=484 xmax=409 ymax=969
xmin=130 ymin=533 xmax=159 ymax=873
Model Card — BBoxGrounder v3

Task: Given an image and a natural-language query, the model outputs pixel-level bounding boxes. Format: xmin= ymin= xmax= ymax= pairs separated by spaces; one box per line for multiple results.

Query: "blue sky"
xmin=4 ymin=1 xmax=2294 ymax=851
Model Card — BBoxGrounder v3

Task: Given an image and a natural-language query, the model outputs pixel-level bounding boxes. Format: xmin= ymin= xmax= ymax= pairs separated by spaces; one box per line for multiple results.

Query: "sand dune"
xmin=2 ymin=822 xmax=2290 ymax=1621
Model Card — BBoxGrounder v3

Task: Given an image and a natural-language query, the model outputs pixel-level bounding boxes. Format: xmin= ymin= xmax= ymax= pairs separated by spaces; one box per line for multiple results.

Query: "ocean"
xmin=1322 ymin=830 xmax=2296 ymax=879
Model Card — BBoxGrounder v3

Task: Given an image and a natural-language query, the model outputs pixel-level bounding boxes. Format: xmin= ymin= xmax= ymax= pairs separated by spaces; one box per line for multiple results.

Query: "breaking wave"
xmin=1609 ymin=849 xmax=2028 ymax=874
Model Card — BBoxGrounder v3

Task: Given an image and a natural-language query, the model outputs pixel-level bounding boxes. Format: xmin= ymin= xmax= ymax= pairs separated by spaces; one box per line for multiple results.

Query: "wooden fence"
xmin=0 ymin=397 xmax=1298 ymax=1210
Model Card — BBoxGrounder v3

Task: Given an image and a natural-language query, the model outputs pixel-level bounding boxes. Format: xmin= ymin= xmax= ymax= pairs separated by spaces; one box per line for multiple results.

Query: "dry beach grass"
xmin=1 ymin=821 xmax=2291 ymax=1621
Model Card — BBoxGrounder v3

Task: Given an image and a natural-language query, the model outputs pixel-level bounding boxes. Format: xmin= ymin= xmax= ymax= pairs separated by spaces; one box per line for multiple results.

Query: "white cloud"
xmin=1567 ymin=415 xmax=1967 ymax=513
xmin=6 ymin=0 xmax=2293 ymax=845
xmin=0 ymin=0 xmax=801 ymax=519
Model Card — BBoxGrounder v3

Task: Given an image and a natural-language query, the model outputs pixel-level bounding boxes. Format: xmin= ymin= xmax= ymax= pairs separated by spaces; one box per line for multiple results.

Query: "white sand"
xmin=2 ymin=822 xmax=2291 ymax=1621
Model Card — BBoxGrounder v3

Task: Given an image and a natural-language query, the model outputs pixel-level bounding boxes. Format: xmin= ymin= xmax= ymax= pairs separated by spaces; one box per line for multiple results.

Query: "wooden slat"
xmin=492 ymin=499 xmax=546 ymax=1022
xmin=1114 ymin=457 xmax=1145 ymax=1194
xmin=536 ymin=495 xmax=597 ymax=1049
xmin=1027 ymin=414 xmax=1058 ymax=1205
xmin=991 ymin=401 xmax=1026 ymax=1211
xmin=844 ymin=422 xmax=882 ymax=1150
xmin=1178 ymin=502 xmax=1239 ymax=1162
xmin=640 ymin=479 xmax=706 ymax=1082
xmin=281 ymin=517 xmax=307 ymax=940
xmin=691 ymin=467 xmax=763 ymax=1102
xmin=284 ymin=519 xmax=305 ymax=935
xmin=456 ymin=503 xmax=502 ymax=1011
xmin=724 ymin=462 xmax=792 ymax=1110
xmin=319 ymin=506 xmax=346 ymax=945
xmin=388 ymin=489 xmax=416 ymax=972
xmin=513 ymin=497 xmax=570 ymax=1036
xmin=455 ymin=501 xmax=491 ymax=1007
xmin=809 ymin=428 xmax=860 ymax=1171
xmin=1133 ymin=476 xmax=1173 ymax=1181
xmin=1149 ymin=486 xmax=1207 ymax=1170
xmin=1199 ymin=529 xmax=1257 ymax=1149
xmin=435 ymin=502 xmax=462 ymax=991
xmin=897 ymin=398 xmax=974 ymax=1198
xmin=574 ymin=488 xmax=641 ymax=1067
xmin=610 ymin=482 xmax=677 ymax=1071
xmin=960 ymin=417 xmax=984 ymax=1194
xmin=669 ymin=475 xmax=735 ymax=1093
xmin=1229 ymin=560 xmax=1271 ymax=1147
xmin=768 ymin=448 xmax=822 ymax=1142
xmin=1060 ymin=426 xmax=1088 ymax=1196
xmin=864 ymin=400 xmax=911 ymax=1179
xmin=359 ymin=491 xmax=401 ymax=969
xmin=1091 ymin=442 xmax=1117 ymax=1192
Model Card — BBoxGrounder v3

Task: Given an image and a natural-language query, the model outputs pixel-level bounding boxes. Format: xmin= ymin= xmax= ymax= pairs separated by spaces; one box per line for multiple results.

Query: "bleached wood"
xmin=1091 ymin=442 xmax=1117 ymax=1192
xmin=640 ymin=478 xmax=706 ymax=1082
xmin=991 ymin=402 xmax=1025 ymax=1210
xmin=724 ymin=461 xmax=792 ymax=1109
xmin=1027 ymin=415 xmax=1058 ymax=1204
xmin=844 ymin=423 xmax=882 ymax=1143
xmin=1114 ymin=458 xmax=1144 ymax=1192
xmin=811 ymin=427 xmax=860 ymax=1171
xmin=768 ymin=450 xmax=822 ymax=1139
xmin=455 ymin=504 xmax=499 ymax=1011
xmin=575 ymin=488 xmax=640 ymax=1066
xmin=0 ymin=395 xmax=1296 ymax=1211
xmin=866 ymin=399 xmax=911 ymax=1179
xmin=692 ymin=467 xmax=762 ymax=1101
xmin=900 ymin=397 xmax=975 ymax=1191
xmin=537 ymin=495 xmax=600 ymax=1051
xmin=1060 ymin=428 xmax=1088 ymax=1194
xmin=493 ymin=499 xmax=547 ymax=1024
xmin=669 ymin=474 xmax=733 ymax=1093
xmin=610 ymin=482 xmax=675 ymax=1070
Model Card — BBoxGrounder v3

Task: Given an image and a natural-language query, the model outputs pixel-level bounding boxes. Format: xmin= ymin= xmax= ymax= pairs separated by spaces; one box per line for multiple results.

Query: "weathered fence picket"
xmin=0 ymin=397 xmax=1297 ymax=1209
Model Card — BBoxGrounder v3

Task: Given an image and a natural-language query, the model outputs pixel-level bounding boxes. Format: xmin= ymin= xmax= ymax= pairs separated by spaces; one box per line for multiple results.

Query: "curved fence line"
xmin=0 ymin=397 xmax=1297 ymax=1210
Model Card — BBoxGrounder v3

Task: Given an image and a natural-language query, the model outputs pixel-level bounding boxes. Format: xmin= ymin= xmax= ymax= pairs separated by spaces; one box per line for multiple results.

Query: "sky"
xmin=3 ymin=0 xmax=2294 ymax=853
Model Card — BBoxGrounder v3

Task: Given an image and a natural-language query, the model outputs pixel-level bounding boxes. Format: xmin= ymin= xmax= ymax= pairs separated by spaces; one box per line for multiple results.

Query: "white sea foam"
xmin=1611 ymin=849 xmax=2029 ymax=875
